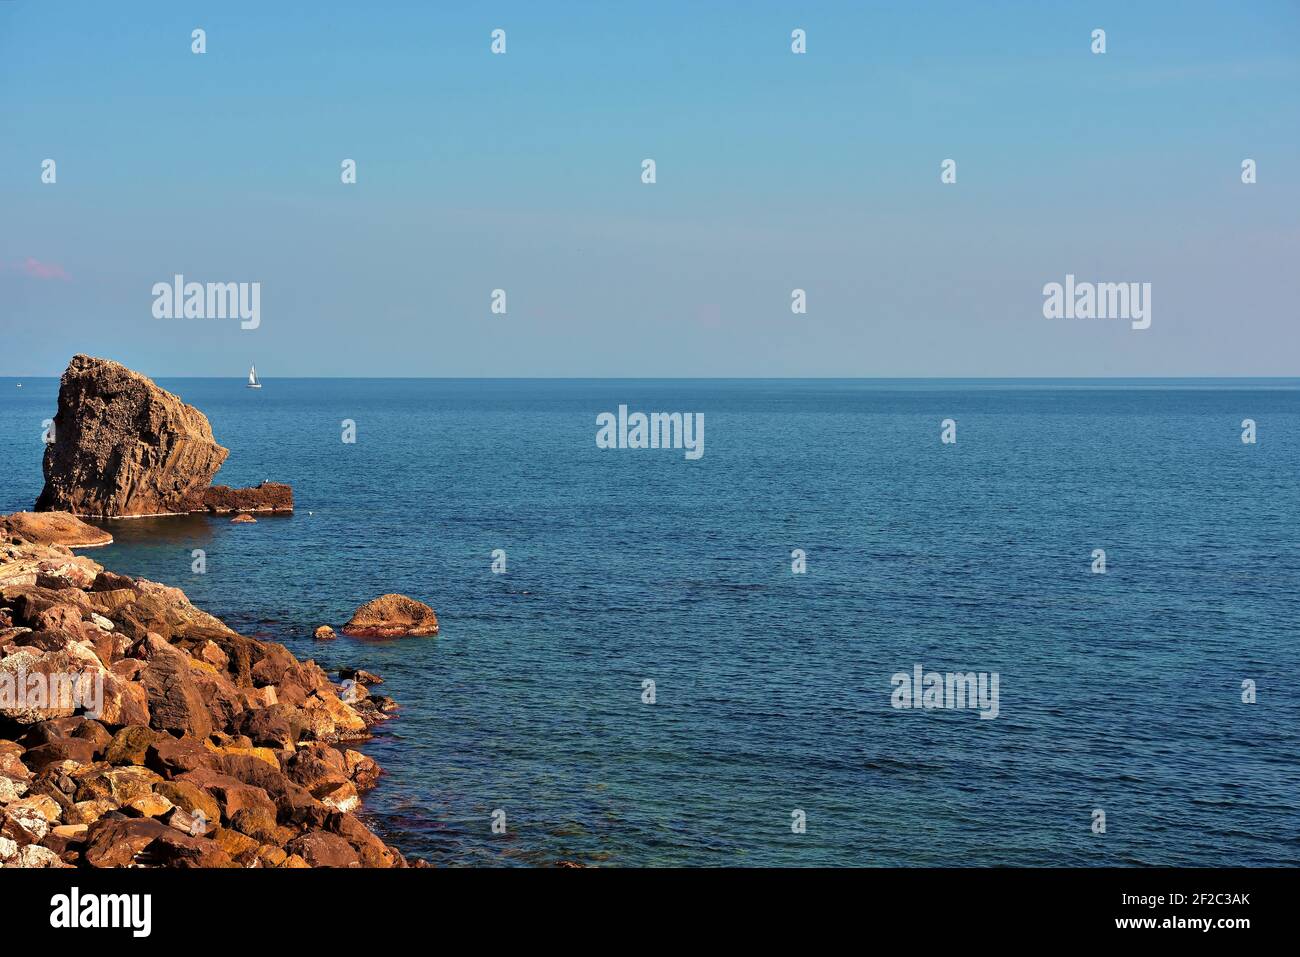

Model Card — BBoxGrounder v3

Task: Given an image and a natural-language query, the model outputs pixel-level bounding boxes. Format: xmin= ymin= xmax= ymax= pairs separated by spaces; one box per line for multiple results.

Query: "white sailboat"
xmin=246 ymin=364 xmax=262 ymax=389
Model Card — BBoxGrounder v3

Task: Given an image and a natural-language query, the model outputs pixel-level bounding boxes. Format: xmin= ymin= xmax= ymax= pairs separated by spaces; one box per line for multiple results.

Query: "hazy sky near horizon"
xmin=2 ymin=1 xmax=1298 ymax=378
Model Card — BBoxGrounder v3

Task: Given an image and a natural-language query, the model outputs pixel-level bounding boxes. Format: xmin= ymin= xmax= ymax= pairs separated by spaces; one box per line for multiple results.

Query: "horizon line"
xmin=4 ymin=374 xmax=1300 ymax=383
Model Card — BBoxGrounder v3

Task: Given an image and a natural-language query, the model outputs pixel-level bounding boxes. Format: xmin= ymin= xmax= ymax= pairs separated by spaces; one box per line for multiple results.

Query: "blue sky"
xmin=2 ymin=0 xmax=1297 ymax=377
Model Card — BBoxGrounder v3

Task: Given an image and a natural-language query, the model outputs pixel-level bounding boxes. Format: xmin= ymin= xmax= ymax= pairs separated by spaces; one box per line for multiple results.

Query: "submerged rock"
xmin=230 ymin=514 xmax=257 ymax=524
xmin=342 ymin=594 xmax=439 ymax=638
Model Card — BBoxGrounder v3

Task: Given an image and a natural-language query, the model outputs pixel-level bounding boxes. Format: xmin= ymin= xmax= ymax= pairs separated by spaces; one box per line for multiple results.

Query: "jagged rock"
xmin=173 ymin=768 xmax=275 ymax=823
xmin=0 ymin=777 xmax=28 ymax=803
xmin=104 ymin=726 xmax=160 ymax=766
xmin=139 ymin=647 xmax=214 ymax=739
xmin=0 ymin=538 xmax=103 ymax=592
xmin=236 ymin=704 xmax=300 ymax=750
xmin=84 ymin=814 xmax=234 ymax=868
xmin=328 ymin=811 xmax=398 ymax=867
xmin=154 ymin=781 xmax=220 ymax=824
xmin=343 ymin=750 xmax=381 ymax=791
xmin=36 ymin=356 xmax=231 ymax=517
xmin=74 ymin=766 xmax=162 ymax=805
xmin=15 ymin=844 xmax=71 ymax=867
xmin=285 ymin=830 xmax=360 ymax=868
xmin=342 ymin=593 xmax=439 ymax=638
xmin=0 ymin=648 xmax=87 ymax=724
xmin=145 ymin=736 xmax=219 ymax=776
xmin=96 ymin=673 xmax=150 ymax=726
xmin=21 ymin=739 xmax=96 ymax=771
xmin=212 ymin=825 xmax=259 ymax=862
xmin=313 ymin=625 xmax=335 ymax=641
xmin=66 ymin=798 xmax=117 ymax=825
xmin=284 ymin=743 xmax=349 ymax=794
xmin=32 ymin=356 xmax=294 ymax=519
xmin=125 ymin=793 xmax=174 ymax=818
xmin=256 ymin=844 xmax=288 ymax=867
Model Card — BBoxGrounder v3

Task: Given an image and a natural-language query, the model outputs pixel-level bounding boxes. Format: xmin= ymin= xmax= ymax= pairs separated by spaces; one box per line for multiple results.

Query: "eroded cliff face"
xmin=36 ymin=356 xmax=230 ymax=518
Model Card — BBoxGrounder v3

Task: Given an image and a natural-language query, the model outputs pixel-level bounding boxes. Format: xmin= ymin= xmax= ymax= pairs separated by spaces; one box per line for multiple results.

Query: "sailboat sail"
xmin=247 ymin=364 xmax=261 ymax=388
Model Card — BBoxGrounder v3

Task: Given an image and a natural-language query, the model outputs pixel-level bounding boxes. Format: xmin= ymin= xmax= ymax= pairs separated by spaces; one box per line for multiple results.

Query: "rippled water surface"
xmin=2 ymin=378 xmax=1297 ymax=865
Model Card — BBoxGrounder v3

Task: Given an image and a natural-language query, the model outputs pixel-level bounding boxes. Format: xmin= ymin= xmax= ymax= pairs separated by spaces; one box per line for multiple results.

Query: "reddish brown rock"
xmin=256 ymin=844 xmax=288 ymax=867
xmin=284 ymin=743 xmax=350 ymax=793
xmin=139 ymin=648 xmax=214 ymax=739
xmin=84 ymin=815 xmax=234 ymax=868
xmin=0 ymin=512 xmax=112 ymax=548
xmin=328 ymin=811 xmax=399 ymax=867
xmin=285 ymin=829 xmax=361 ymax=868
xmin=0 ymin=501 xmax=410 ymax=870
xmin=96 ymin=673 xmax=150 ymax=726
xmin=236 ymin=704 xmax=300 ymax=750
xmin=144 ymin=828 xmax=237 ymax=867
xmin=0 ymin=648 xmax=88 ymax=723
xmin=36 ymin=356 xmax=231 ymax=518
xmin=155 ymin=780 xmax=221 ymax=824
xmin=83 ymin=815 xmax=169 ymax=866
xmin=104 ymin=726 xmax=162 ymax=766
xmin=145 ymin=736 xmax=220 ymax=776
xmin=344 ymin=749 xmax=381 ymax=791
xmin=32 ymin=357 xmax=293 ymax=519
xmin=230 ymin=514 xmax=256 ymax=524
xmin=313 ymin=625 xmax=335 ymax=641
xmin=125 ymin=792 xmax=174 ymax=818
xmin=212 ymin=825 xmax=259 ymax=863
xmin=200 ymin=483 xmax=293 ymax=514
xmin=342 ymin=594 xmax=439 ymax=638
xmin=228 ymin=804 xmax=285 ymax=844
xmin=90 ymin=571 xmax=135 ymax=592
xmin=19 ymin=738 xmax=96 ymax=771
xmin=74 ymin=766 xmax=162 ymax=805
xmin=174 ymin=768 xmax=275 ymax=823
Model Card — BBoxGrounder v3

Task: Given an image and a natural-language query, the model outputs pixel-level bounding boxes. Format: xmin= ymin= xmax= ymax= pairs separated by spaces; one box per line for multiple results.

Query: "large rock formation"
xmin=342 ymin=594 xmax=439 ymax=638
xmin=0 ymin=512 xmax=409 ymax=869
xmin=36 ymin=356 xmax=230 ymax=517
xmin=34 ymin=356 xmax=292 ymax=518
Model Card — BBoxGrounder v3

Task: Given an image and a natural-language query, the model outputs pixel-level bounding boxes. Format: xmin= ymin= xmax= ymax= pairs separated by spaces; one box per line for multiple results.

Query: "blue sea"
xmin=2 ymin=378 xmax=1298 ymax=866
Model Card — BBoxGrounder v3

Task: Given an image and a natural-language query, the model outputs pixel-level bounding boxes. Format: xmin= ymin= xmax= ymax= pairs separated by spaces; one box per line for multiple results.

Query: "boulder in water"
xmin=342 ymin=594 xmax=439 ymax=638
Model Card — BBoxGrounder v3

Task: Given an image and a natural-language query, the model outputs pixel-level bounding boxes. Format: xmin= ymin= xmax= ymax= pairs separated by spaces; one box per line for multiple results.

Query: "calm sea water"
xmin=2 ymin=378 xmax=1297 ymax=866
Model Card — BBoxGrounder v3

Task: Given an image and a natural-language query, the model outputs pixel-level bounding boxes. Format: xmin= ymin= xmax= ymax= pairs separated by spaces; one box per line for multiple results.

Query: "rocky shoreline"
xmin=0 ymin=511 xmax=414 ymax=868
xmin=0 ymin=355 xmax=422 ymax=868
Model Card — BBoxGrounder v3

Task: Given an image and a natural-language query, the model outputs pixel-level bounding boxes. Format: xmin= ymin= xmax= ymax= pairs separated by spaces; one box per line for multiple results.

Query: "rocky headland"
xmin=0 ymin=512 xmax=408 ymax=868
xmin=0 ymin=357 xmax=416 ymax=868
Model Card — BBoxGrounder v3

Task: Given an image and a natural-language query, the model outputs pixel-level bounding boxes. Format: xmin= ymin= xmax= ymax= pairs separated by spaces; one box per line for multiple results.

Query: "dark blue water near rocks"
xmin=2 ymin=378 xmax=1297 ymax=866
